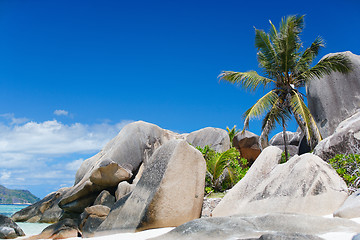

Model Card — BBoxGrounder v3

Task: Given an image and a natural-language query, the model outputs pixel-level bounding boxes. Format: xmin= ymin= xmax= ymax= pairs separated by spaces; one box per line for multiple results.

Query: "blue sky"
xmin=0 ymin=0 xmax=359 ymax=198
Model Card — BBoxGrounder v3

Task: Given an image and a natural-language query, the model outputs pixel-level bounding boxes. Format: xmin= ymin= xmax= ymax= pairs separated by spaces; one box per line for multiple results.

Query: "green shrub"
xmin=196 ymin=145 xmax=249 ymax=193
xmin=329 ymin=154 xmax=360 ymax=190
xmin=281 ymin=152 xmax=291 ymax=163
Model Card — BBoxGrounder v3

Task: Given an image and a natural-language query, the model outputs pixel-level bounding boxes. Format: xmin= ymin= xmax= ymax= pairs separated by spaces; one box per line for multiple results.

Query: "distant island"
xmin=0 ymin=185 xmax=40 ymax=204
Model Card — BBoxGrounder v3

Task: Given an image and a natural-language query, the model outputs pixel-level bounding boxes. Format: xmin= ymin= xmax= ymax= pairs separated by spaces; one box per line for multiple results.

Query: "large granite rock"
xmin=186 ymin=127 xmax=230 ymax=152
xmin=11 ymin=188 xmax=68 ymax=223
xmin=59 ymin=121 xmax=182 ymax=214
xmin=94 ymin=139 xmax=206 ymax=236
xmin=334 ymin=189 xmax=360 ymax=218
xmin=269 ymin=129 xmax=303 ymax=156
xmin=212 ymin=146 xmax=348 ymax=217
xmin=232 ymin=130 xmax=261 ymax=162
xmin=306 ymin=51 xmax=360 ymax=138
xmin=80 ymin=205 xmax=110 ymax=236
xmin=151 ymin=213 xmax=360 ymax=240
xmin=0 ymin=215 xmax=25 ymax=239
xmin=93 ymin=190 xmax=115 ymax=208
xmin=26 ymin=219 xmax=81 ymax=240
xmin=314 ymin=110 xmax=360 ymax=161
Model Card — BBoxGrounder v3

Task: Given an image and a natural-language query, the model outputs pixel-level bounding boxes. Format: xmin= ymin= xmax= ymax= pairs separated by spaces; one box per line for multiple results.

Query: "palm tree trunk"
xmin=282 ymin=116 xmax=289 ymax=162
xmin=259 ymin=123 xmax=271 ymax=150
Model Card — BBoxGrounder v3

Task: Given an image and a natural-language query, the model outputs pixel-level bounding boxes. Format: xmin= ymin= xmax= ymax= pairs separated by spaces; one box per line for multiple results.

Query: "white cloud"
xmin=0 ymin=113 xmax=29 ymax=125
xmin=54 ymin=110 xmax=69 ymax=116
xmin=66 ymin=158 xmax=84 ymax=171
xmin=0 ymin=171 xmax=11 ymax=180
xmin=0 ymin=113 xmax=133 ymax=197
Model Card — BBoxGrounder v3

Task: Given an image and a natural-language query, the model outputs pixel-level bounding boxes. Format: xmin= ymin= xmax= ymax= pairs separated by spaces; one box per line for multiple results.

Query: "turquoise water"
xmin=0 ymin=204 xmax=51 ymax=236
xmin=0 ymin=204 xmax=29 ymax=217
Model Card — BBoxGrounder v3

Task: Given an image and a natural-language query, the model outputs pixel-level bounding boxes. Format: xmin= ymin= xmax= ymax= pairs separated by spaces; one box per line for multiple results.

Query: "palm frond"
xmin=292 ymin=37 xmax=325 ymax=87
xmin=212 ymin=148 xmax=239 ymax=181
xmin=289 ymin=91 xmax=322 ymax=142
xmin=243 ymin=90 xmax=279 ymax=130
xmin=277 ymin=15 xmax=305 ymax=74
xmin=219 ymin=70 xmax=274 ymax=91
xmin=255 ymin=28 xmax=279 ymax=77
xmin=298 ymin=53 xmax=352 ymax=82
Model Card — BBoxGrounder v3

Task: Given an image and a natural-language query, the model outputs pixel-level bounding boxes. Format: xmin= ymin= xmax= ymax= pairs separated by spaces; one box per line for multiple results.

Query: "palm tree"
xmin=219 ymin=15 xmax=352 ymax=161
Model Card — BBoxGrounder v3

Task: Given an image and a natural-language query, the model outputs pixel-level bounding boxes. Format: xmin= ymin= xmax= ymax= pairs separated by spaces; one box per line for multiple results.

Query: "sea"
xmin=0 ymin=204 xmax=51 ymax=236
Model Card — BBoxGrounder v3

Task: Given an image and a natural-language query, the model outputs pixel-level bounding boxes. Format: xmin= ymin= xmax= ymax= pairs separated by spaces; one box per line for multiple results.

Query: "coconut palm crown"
xmin=219 ymin=15 xmax=352 ymax=153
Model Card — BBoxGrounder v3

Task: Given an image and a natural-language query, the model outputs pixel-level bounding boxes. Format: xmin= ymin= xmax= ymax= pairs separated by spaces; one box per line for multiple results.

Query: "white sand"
xmin=66 ymin=228 xmax=174 ymax=240
xmin=14 ymin=217 xmax=360 ymax=240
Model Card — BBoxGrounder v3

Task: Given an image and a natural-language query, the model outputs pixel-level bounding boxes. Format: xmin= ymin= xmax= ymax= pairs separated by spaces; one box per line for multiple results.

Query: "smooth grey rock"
xmin=269 ymin=129 xmax=303 ymax=157
xmin=60 ymin=121 xmax=182 ymax=214
xmin=11 ymin=187 xmax=68 ymax=223
xmin=334 ymin=189 xmax=360 ymax=218
xmin=186 ymin=127 xmax=230 ymax=152
xmin=258 ymin=232 xmax=324 ymax=240
xmin=269 ymin=130 xmax=302 ymax=146
xmin=0 ymin=215 xmax=25 ymax=239
xmin=232 ymin=130 xmax=261 ymax=162
xmin=151 ymin=213 xmax=360 ymax=240
xmin=115 ymin=181 xmax=133 ymax=201
xmin=93 ymin=190 xmax=115 ymax=208
xmin=95 ymin=139 xmax=206 ymax=235
xmin=80 ymin=205 xmax=110 ymax=236
xmin=212 ymin=147 xmax=348 ymax=217
xmin=28 ymin=218 xmax=81 ymax=239
xmin=306 ymin=51 xmax=360 ymax=138
xmin=314 ymin=110 xmax=360 ymax=161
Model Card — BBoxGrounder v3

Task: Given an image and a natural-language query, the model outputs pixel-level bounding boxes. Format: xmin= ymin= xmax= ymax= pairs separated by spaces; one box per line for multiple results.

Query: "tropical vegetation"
xmin=329 ymin=154 xmax=360 ymax=192
xmin=219 ymin=15 xmax=352 ymax=161
xmin=196 ymin=145 xmax=248 ymax=193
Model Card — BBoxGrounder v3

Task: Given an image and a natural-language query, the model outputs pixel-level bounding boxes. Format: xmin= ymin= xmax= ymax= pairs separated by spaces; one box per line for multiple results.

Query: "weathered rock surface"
xmin=257 ymin=232 xmax=323 ymax=240
xmin=212 ymin=146 xmax=348 ymax=217
xmin=93 ymin=190 xmax=115 ymax=208
xmin=80 ymin=205 xmax=110 ymax=236
xmin=0 ymin=215 xmax=25 ymax=239
xmin=334 ymin=189 xmax=360 ymax=218
xmin=151 ymin=213 xmax=360 ymax=240
xmin=232 ymin=130 xmax=261 ymax=162
xmin=26 ymin=219 xmax=81 ymax=240
xmin=314 ymin=110 xmax=360 ymax=161
xmin=269 ymin=129 xmax=304 ymax=156
xmin=94 ymin=139 xmax=206 ymax=235
xmin=11 ymin=188 xmax=68 ymax=223
xmin=307 ymin=51 xmax=360 ymax=138
xmin=186 ymin=127 xmax=230 ymax=152
xmin=59 ymin=121 xmax=182 ymax=214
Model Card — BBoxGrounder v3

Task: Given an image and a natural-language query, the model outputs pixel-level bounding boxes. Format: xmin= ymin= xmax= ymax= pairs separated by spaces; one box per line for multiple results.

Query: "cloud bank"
xmin=0 ymin=113 xmax=133 ymax=197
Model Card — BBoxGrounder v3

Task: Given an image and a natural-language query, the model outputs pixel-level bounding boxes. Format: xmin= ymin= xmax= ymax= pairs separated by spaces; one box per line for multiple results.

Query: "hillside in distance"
xmin=0 ymin=185 xmax=40 ymax=204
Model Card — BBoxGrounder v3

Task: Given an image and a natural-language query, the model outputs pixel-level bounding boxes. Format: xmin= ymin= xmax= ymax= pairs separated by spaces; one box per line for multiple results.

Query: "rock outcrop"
xmin=306 ymin=51 xmax=360 ymax=138
xmin=151 ymin=213 xmax=360 ymax=240
xmin=269 ymin=129 xmax=303 ymax=156
xmin=232 ymin=130 xmax=261 ymax=162
xmin=334 ymin=189 xmax=360 ymax=219
xmin=79 ymin=205 xmax=110 ymax=236
xmin=26 ymin=219 xmax=81 ymax=240
xmin=59 ymin=121 xmax=182 ymax=215
xmin=93 ymin=190 xmax=115 ymax=208
xmin=11 ymin=187 xmax=68 ymax=223
xmin=314 ymin=110 xmax=360 ymax=161
xmin=212 ymin=146 xmax=348 ymax=217
xmin=186 ymin=127 xmax=230 ymax=152
xmin=0 ymin=215 xmax=25 ymax=239
xmin=94 ymin=139 xmax=206 ymax=236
